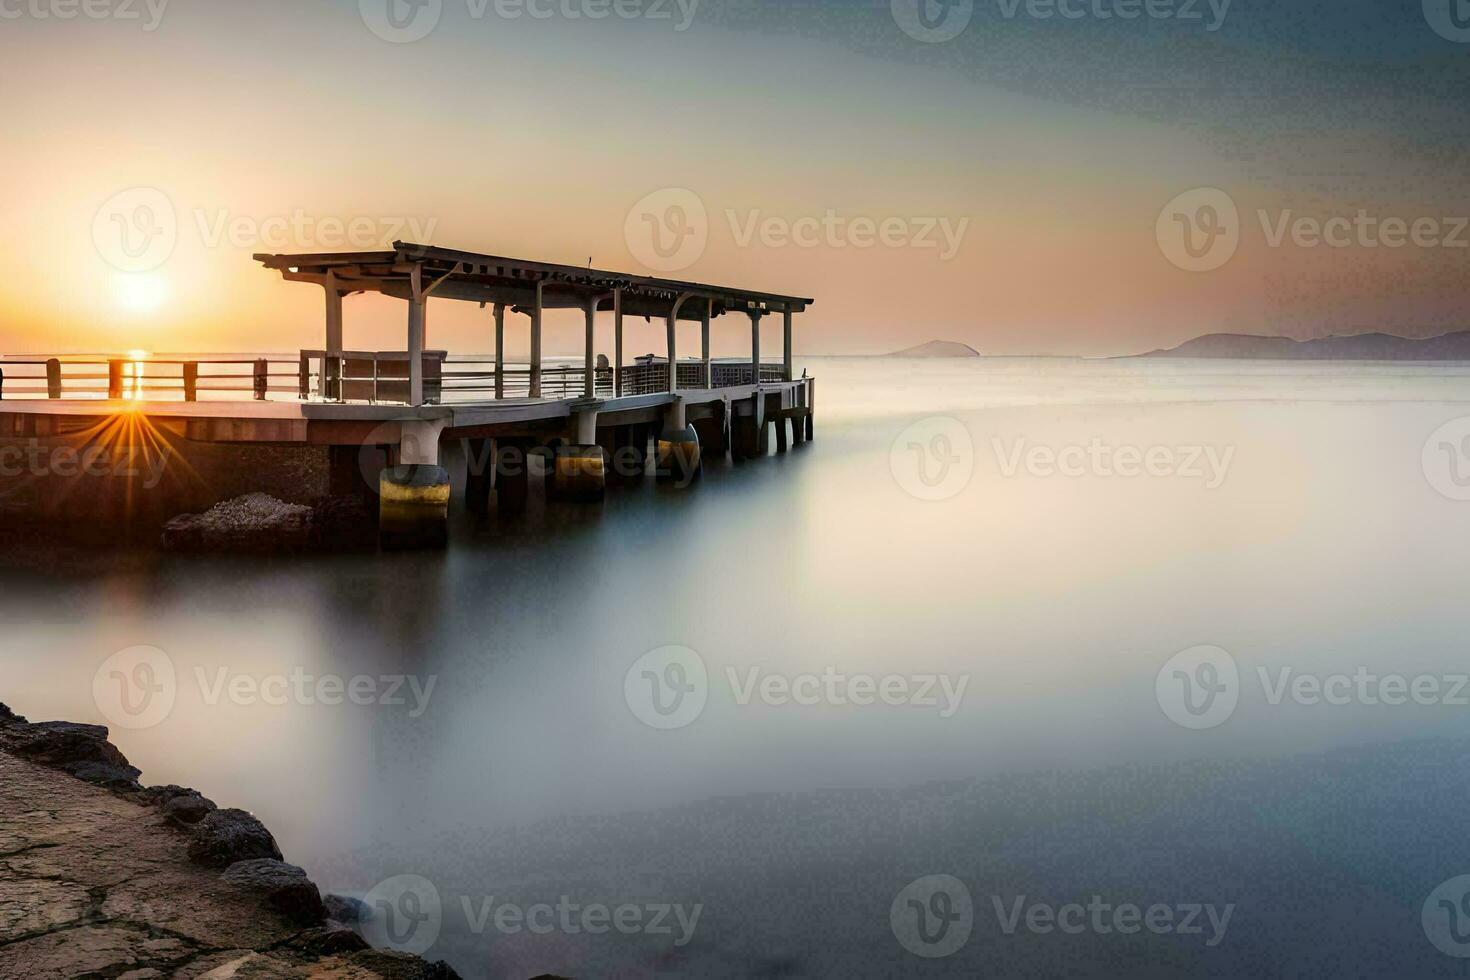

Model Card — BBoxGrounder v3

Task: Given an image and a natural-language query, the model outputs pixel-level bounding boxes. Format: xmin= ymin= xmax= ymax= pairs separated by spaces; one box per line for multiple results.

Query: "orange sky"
xmin=1 ymin=1 xmax=1465 ymax=358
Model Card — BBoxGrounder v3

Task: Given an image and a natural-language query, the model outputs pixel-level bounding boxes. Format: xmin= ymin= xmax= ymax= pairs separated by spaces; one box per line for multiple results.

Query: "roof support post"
xmin=530 ymin=280 xmax=543 ymax=399
xmin=702 ymin=300 xmax=712 ymax=389
xmin=583 ymin=295 xmax=597 ymax=400
xmin=493 ymin=303 xmax=506 ymax=400
xmin=322 ymin=272 xmax=343 ymax=400
xmin=783 ymin=308 xmax=794 ymax=383
xmin=613 ymin=288 xmax=623 ymax=398
xmin=749 ymin=309 xmax=764 ymax=387
xmin=407 ymin=264 xmax=426 ymax=406
xmin=667 ymin=292 xmax=696 ymax=394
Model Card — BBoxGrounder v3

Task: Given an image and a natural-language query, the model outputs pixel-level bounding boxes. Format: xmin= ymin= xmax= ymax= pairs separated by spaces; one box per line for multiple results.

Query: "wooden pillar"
xmin=584 ymin=296 xmax=596 ymax=400
xmin=783 ymin=308 xmax=794 ymax=382
xmin=749 ymin=311 xmax=763 ymax=386
xmin=666 ymin=309 xmax=677 ymax=394
xmin=108 ymin=360 xmax=124 ymax=399
xmin=530 ymin=280 xmax=544 ymax=398
xmin=45 ymin=358 xmax=61 ymax=399
xmin=495 ymin=440 xmax=530 ymax=514
xmin=494 ymin=303 xmax=506 ymax=399
xmin=407 ymin=265 xmax=426 ymax=406
xmin=253 ymin=359 xmax=269 ymax=400
xmin=323 ymin=273 xmax=343 ymax=400
xmin=613 ymin=288 xmax=623 ymax=398
xmin=182 ymin=362 xmax=198 ymax=402
xmin=701 ymin=301 xmax=712 ymax=389
xmin=776 ymin=416 xmax=789 ymax=452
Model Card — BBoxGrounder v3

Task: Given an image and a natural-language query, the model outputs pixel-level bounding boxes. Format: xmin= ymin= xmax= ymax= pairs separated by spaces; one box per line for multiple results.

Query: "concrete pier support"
xmin=775 ymin=417 xmax=789 ymax=453
xmin=553 ymin=406 xmax=606 ymax=502
xmin=380 ymin=418 xmax=448 ymax=548
xmin=657 ymin=397 xmax=700 ymax=483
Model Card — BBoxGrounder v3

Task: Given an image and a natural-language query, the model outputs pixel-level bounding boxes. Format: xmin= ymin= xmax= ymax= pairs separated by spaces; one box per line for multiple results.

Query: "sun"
xmin=113 ymin=273 xmax=169 ymax=315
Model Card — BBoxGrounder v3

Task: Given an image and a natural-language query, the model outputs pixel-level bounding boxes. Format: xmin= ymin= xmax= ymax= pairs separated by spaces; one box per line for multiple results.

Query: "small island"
xmin=887 ymin=340 xmax=981 ymax=358
xmin=1138 ymin=330 xmax=1470 ymax=360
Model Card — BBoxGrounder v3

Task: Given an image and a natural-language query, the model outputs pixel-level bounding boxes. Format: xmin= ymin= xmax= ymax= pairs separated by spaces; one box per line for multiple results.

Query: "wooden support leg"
xmin=464 ymin=438 xmax=493 ymax=515
xmin=495 ymin=440 xmax=530 ymax=514
xmin=775 ymin=416 xmax=789 ymax=453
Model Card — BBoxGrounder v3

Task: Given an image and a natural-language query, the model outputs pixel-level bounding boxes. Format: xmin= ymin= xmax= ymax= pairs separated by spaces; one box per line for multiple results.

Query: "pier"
xmin=0 ymin=243 xmax=815 ymax=544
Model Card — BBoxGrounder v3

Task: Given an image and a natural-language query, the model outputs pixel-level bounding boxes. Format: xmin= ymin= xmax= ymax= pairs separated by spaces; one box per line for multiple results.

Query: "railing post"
xmin=613 ymin=288 xmax=623 ymax=399
xmin=108 ymin=359 xmax=124 ymax=399
xmin=46 ymin=358 xmax=61 ymax=399
xmin=749 ymin=310 xmax=763 ymax=387
xmin=253 ymin=359 xmax=269 ymax=400
xmin=702 ymin=301 xmax=712 ymax=389
xmin=299 ymin=352 xmax=310 ymax=400
xmin=183 ymin=361 xmax=198 ymax=402
xmin=783 ymin=308 xmax=794 ymax=382
xmin=494 ymin=303 xmax=505 ymax=400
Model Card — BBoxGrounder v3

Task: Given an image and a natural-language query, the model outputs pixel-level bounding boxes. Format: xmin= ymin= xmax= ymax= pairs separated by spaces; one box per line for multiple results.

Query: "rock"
xmin=220 ymin=859 xmax=325 ymax=926
xmin=65 ymin=760 xmax=143 ymax=790
xmin=10 ymin=721 xmax=133 ymax=771
xmin=288 ymin=923 xmax=370 ymax=955
xmin=0 ymin=702 xmax=24 ymax=726
xmin=162 ymin=792 xmax=217 ymax=825
xmin=324 ymin=892 xmax=368 ymax=924
xmin=187 ymin=809 xmax=283 ymax=868
xmin=161 ymin=493 xmax=314 ymax=555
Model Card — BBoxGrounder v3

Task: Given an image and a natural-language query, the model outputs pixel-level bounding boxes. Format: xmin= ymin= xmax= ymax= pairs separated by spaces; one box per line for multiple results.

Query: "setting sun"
xmin=112 ymin=273 xmax=168 ymax=315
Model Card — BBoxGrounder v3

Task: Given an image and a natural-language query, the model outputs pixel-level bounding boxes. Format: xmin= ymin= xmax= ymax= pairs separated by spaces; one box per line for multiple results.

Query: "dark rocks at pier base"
xmin=161 ymin=492 xmax=313 ymax=554
xmin=161 ymin=492 xmax=379 ymax=554
xmin=187 ymin=808 xmax=285 ymax=867
xmin=0 ymin=702 xmax=461 ymax=979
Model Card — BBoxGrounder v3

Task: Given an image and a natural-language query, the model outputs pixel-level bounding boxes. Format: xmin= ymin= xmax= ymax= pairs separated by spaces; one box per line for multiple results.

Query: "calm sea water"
xmin=6 ymin=356 xmax=1470 ymax=977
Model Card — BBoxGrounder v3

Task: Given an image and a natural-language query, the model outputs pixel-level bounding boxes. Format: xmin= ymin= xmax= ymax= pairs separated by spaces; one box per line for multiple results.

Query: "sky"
xmin=0 ymin=0 xmax=1466 ymax=357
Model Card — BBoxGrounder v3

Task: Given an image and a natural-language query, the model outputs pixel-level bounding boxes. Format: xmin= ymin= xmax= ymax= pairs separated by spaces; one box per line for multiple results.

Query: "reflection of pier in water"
xmin=0 ymin=243 xmax=815 ymax=541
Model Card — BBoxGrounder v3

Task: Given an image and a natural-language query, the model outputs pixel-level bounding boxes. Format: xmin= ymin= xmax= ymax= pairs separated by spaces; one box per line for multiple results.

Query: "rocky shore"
xmin=0 ymin=702 xmax=460 ymax=979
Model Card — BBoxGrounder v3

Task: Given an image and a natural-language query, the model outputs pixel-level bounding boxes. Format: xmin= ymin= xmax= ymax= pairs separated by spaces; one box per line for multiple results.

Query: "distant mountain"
xmin=888 ymin=340 xmax=981 ymax=358
xmin=1139 ymin=331 xmax=1470 ymax=360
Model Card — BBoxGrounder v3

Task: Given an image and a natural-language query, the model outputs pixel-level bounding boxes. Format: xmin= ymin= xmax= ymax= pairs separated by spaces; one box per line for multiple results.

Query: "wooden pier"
xmin=0 ymin=243 xmax=814 ymax=543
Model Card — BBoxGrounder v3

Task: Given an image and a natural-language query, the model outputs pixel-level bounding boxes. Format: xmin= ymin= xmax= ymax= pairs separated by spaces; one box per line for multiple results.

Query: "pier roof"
xmin=254 ymin=242 xmax=813 ymax=320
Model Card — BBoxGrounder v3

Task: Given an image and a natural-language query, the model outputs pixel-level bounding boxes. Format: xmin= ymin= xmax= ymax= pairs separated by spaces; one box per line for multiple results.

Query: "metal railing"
xmin=0 ymin=354 xmax=795 ymax=405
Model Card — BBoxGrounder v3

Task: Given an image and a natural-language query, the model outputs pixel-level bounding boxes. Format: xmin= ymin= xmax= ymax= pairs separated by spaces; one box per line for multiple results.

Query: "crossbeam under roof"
xmin=254 ymin=242 xmax=814 ymax=321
